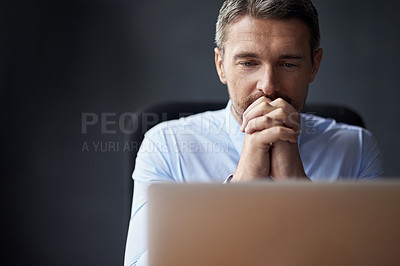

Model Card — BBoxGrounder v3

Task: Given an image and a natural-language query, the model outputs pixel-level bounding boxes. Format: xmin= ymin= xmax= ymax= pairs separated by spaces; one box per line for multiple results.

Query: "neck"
xmin=230 ymin=104 xmax=243 ymax=126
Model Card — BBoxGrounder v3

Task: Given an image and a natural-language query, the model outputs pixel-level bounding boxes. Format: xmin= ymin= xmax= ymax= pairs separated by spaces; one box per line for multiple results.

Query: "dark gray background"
xmin=2 ymin=0 xmax=399 ymax=265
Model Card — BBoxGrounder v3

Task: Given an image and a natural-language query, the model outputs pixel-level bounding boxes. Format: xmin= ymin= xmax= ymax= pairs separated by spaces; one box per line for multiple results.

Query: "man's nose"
xmin=256 ymin=65 xmax=278 ymax=94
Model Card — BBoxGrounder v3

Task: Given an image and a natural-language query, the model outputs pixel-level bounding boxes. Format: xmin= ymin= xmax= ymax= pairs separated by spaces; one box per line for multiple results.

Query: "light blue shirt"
xmin=124 ymin=100 xmax=385 ymax=266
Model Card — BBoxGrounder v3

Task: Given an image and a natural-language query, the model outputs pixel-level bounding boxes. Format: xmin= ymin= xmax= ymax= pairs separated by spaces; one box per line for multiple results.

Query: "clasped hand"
xmin=232 ymin=97 xmax=309 ymax=182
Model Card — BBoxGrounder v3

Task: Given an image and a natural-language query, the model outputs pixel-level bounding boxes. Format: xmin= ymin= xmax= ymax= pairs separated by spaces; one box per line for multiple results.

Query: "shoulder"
xmin=135 ymin=108 xmax=232 ymax=183
xmin=300 ymin=113 xmax=372 ymax=142
xmin=300 ymin=114 xmax=384 ymax=179
xmin=299 ymin=113 xmax=378 ymax=161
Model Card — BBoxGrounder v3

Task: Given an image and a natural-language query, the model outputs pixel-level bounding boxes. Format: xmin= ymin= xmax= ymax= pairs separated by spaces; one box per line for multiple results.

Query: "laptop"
xmin=148 ymin=181 xmax=400 ymax=266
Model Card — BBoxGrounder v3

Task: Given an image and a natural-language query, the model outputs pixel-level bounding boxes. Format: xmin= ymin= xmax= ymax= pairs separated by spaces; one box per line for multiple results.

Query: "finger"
xmin=244 ymin=115 xmax=282 ymax=134
xmin=245 ymin=108 xmax=300 ymax=133
xmin=265 ymin=108 xmax=301 ymax=133
xmin=241 ymin=97 xmax=274 ymax=131
xmin=243 ymin=96 xmax=272 ymax=118
xmin=253 ymin=126 xmax=300 ymax=144
xmin=269 ymin=98 xmax=301 ymax=131
xmin=269 ymin=98 xmax=297 ymax=114
xmin=245 ymin=116 xmax=282 ymax=134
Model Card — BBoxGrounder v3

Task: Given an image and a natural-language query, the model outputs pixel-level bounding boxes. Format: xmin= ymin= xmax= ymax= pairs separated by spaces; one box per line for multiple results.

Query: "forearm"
xmin=232 ymin=138 xmax=271 ymax=182
xmin=270 ymin=142 xmax=309 ymax=180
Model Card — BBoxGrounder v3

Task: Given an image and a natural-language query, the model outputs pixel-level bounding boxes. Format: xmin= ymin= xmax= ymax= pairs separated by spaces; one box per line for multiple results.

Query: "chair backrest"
xmin=302 ymin=103 xmax=365 ymax=128
xmin=123 ymin=100 xmax=365 ymax=221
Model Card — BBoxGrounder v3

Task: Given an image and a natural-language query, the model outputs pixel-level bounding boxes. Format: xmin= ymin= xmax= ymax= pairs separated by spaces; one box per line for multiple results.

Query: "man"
xmin=124 ymin=0 xmax=385 ymax=265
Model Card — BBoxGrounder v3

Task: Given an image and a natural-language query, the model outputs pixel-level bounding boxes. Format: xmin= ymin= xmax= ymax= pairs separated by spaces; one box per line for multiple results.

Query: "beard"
xmin=230 ymin=91 xmax=303 ymax=122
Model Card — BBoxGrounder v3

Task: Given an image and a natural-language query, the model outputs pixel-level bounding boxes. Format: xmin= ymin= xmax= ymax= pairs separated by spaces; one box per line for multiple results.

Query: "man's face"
xmin=215 ymin=16 xmax=323 ymax=122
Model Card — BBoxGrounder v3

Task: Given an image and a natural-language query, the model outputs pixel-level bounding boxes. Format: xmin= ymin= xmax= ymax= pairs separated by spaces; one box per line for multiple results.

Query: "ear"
xmin=214 ymin=47 xmax=227 ymax=84
xmin=309 ymin=48 xmax=323 ymax=83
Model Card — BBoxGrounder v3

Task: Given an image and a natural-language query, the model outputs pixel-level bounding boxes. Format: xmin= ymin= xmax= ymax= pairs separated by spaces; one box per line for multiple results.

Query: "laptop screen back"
xmin=148 ymin=181 xmax=400 ymax=266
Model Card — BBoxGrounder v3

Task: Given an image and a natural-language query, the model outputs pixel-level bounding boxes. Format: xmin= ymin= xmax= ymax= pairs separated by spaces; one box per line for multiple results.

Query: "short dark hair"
xmin=215 ymin=0 xmax=320 ymax=57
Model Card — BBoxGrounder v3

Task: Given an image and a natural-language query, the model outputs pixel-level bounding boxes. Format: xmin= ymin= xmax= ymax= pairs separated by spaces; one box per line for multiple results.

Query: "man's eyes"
xmin=279 ymin=62 xmax=299 ymax=68
xmin=237 ymin=61 xmax=300 ymax=69
xmin=239 ymin=61 xmax=258 ymax=67
xmin=284 ymin=63 xmax=295 ymax=68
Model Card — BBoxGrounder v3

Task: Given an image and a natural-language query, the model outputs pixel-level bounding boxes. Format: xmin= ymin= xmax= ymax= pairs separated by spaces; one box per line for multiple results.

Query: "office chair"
xmin=123 ymin=100 xmax=365 ymax=221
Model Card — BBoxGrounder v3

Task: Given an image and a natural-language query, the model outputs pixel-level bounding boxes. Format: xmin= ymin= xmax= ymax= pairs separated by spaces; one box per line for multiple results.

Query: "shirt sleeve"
xmin=358 ymin=129 xmax=385 ymax=179
xmin=223 ymin=174 xmax=233 ymax=183
xmin=124 ymin=133 xmax=174 ymax=266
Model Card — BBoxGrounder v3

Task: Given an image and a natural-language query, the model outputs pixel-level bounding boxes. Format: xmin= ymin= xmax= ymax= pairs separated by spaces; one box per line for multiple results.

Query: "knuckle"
xmin=272 ymin=126 xmax=284 ymax=135
xmin=250 ymin=118 xmax=257 ymax=128
xmin=277 ymin=107 xmax=285 ymax=116
xmin=276 ymin=98 xmax=285 ymax=105
xmin=270 ymin=108 xmax=284 ymax=120
xmin=260 ymin=101 xmax=268 ymax=109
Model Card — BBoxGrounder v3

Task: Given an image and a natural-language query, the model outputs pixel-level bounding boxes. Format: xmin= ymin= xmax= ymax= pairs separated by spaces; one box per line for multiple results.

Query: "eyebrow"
xmin=279 ymin=54 xmax=304 ymax=60
xmin=233 ymin=52 xmax=260 ymax=61
xmin=233 ymin=52 xmax=304 ymax=61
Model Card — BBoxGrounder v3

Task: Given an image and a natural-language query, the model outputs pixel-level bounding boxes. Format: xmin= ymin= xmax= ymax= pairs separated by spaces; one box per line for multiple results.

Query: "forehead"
xmin=224 ymin=16 xmax=311 ymax=57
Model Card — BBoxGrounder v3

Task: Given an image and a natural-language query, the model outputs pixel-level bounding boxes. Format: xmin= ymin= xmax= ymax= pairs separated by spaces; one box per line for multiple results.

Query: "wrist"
xmin=232 ymin=153 xmax=271 ymax=182
xmin=232 ymin=135 xmax=273 ymax=182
